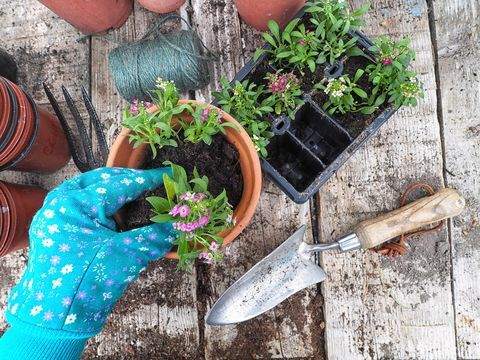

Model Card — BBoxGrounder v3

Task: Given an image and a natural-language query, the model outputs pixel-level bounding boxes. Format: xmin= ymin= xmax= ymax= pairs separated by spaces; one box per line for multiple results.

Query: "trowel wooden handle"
xmin=354 ymin=188 xmax=465 ymax=249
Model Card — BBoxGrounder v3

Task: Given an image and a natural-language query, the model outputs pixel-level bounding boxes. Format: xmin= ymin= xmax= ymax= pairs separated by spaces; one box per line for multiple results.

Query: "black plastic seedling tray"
xmin=213 ymin=14 xmax=398 ymax=204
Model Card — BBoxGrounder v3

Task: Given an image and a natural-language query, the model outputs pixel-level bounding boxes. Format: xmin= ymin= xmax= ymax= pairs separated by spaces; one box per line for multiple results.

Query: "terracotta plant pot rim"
xmin=107 ymin=100 xmax=262 ymax=260
xmin=0 ymin=88 xmax=39 ymax=171
xmin=0 ymin=182 xmax=13 ymax=255
xmin=0 ymin=78 xmax=18 ymax=153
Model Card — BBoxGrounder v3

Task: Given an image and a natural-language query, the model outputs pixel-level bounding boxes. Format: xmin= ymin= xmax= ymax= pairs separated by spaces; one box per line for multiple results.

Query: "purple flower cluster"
xmin=130 ymin=98 xmax=154 ymax=115
xmin=169 ymin=192 xmax=211 ymax=238
xmin=172 ymin=213 xmax=211 ymax=233
xmin=201 ymin=108 xmax=223 ymax=124
xmin=198 ymin=241 xmax=221 ymax=264
xmin=268 ymin=73 xmax=299 ymax=98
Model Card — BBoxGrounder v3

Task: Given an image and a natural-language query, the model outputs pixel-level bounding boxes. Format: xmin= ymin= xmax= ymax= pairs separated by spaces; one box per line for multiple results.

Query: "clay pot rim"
xmin=0 ymin=78 xmax=18 ymax=153
xmin=107 ymin=100 xmax=262 ymax=260
xmin=0 ymin=182 xmax=13 ymax=255
xmin=0 ymin=79 xmax=29 ymax=164
xmin=137 ymin=0 xmax=186 ymax=14
xmin=0 ymin=88 xmax=40 ymax=171
xmin=0 ymin=79 xmax=11 ymax=140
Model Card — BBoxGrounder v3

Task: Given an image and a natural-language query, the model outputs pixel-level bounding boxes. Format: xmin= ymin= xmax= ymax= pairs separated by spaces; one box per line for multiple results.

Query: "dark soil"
xmin=123 ymin=135 xmax=243 ymax=229
xmin=312 ymin=55 xmax=388 ymax=138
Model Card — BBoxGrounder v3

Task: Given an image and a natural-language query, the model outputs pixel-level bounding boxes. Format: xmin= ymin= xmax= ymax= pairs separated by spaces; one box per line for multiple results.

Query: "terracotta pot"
xmin=0 ymin=78 xmax=16 ymax=153
xmin=234 ymin=0 xmax=305 ymax=31
xmin=0 ymin=184 xmax=11 ymax=255
xmin=0 ymin=181 xmax=47 ymax=257
xmin=11 ymin=106 xmax=71 ymax=173
xmin=138 ymin=0 xmax=186 ymax=13
xmin=37 ymin=0 xmax=133 ymax=34
xmin=107 ymin=100 xmax=262 ymax=259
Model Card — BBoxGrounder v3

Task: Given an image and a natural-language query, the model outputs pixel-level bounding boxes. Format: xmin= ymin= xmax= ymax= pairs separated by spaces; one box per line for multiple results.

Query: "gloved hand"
xmin=0 ymin=167 xmax=176 ymax=360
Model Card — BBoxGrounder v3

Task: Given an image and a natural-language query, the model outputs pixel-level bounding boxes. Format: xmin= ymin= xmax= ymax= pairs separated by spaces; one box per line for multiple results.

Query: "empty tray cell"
xmin=266 ymin=133 xmax=324 ymax=193
xmin=290 ymin=101 xmax=352 ymax=164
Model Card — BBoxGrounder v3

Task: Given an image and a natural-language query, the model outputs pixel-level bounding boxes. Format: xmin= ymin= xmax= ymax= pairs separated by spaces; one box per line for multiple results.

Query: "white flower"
xmin=59 ymin=243 xmax=70 ymax=252
xmin=62 ymin=297 xmax=72 ymax=307
xmin=166 ymin=236 xmax=174 ymax=243
xmin=61 ymin=264 xmax=73 ymax=275
xmin=139 ymin=247 xmax=149 ymax=251
xmin=30 ymin=305 xmax=43 ymax=316
xmin=42 ymin=238 xmax=54 ymax=248
xmin=63 ymin=224 xmax=78 ymax=233
xmin=47 ymin=224 xmax=60 ymax=234
xmin=95 ymin=273 xmax=107 ymax=282
xmin=10 ymin=303 xmax=18 ymax=314
xmin=100 ymin=173 xmax=111 ymax=180
xmin=93 ymin=263 xmax=106 ymax=274
xmin=102 ymin=292 xmax=112 ymax=301
xmin=96 ymin=187 xmax=107 ymax=194
xmin=43 ymin=209 xmax=55 ymax=219
xmin=135 ymin=177 xmax=145 ymax=184
xmin=28 ymin=279 xmax=34 ymax=290
xmin=59 ymin=207 xmax=67 ymax=214
xmin=52 ymin=277 xmax=63 ymax=289
xmin=65 ymin=313 xmax=77 ymax=325
xmin=120 ymin=178 xmax=133 ymax=186
xmin=11 ymin=291 xmax=18 ymax=300
xmin=35 ymin=292 xmax=44 ymax=301
xmin=50 ymin=255 xmax=61 ymax=265
xmin=124 ymin=275 xmax=135 ymax=282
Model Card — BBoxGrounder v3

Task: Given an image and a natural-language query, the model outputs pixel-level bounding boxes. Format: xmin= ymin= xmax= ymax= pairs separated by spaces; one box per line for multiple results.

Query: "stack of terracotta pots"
xmin=0 ymin=76 xmax=70 ymax=173
xmin=0 ymin=181 xmax=47 ymax=257
xmin=0 ymin=75 xmax=71 ymax=257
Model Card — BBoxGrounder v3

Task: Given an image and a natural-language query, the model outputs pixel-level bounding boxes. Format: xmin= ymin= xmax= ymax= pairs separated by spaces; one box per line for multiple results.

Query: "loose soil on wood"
xmin=123 ymin=135 xmax=243 ymax=229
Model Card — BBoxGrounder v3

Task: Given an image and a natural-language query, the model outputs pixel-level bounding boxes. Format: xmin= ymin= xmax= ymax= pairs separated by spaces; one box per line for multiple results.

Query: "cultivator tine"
xmin=43 ymin=83 xmax=90 ymax=173
xmin=62 ymin=86 xmax=96 ymax=170
xmin=81 ymin=86 xmax=108 ymax=167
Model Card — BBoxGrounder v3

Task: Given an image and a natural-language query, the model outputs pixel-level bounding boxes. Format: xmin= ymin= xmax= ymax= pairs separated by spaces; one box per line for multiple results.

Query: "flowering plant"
xmin=305 ymin=0 xmax=369 ymax=64
xmin=181 ymin=104 xmax=239 ymax=145
xmin=122 ymin=78 xmax=192 ymax=157
xmin=147 ymin=162 xmax=235 ymax=271
xmin=315 ymin=69 xmax=376 ymax=115
xmin=213 ymin=78 xmax=274 ymax=157
xmin=266 ymin=72 xmax=304 ymax=119
xmin=254 ymin=19 xmax=320 ymax=74
xmin=365 ymin=36 xmax=424 ymax=108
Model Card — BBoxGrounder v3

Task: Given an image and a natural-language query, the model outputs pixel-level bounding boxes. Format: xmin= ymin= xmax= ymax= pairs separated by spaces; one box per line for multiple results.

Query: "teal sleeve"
xmin=0 ymin=315 xmax=90 ymax=360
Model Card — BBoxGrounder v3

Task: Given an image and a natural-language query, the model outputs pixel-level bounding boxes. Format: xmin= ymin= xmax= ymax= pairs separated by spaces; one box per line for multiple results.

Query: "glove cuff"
xmin=0 ymin=314 xmax=94 ymax=360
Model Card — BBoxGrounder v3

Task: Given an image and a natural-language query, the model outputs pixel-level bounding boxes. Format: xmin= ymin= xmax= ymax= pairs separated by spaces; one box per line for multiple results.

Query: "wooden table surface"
xmin=0 ymin=0 xmax=478 ymax=359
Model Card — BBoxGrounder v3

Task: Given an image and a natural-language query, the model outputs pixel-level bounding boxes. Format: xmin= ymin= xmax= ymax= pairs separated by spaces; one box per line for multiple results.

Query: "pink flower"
xmin=209 ymin=242 xmax=220 ymax=252
xmin=300 ymin=39 xmax=305 ymax=46
xmin=199 ymin=214 xmax=210 ymax=227
xmin=383 ymin=58 xmax=392 ymax=65
xmin=169 ymin=204 xmax=180 ymax=216
xmin=178 ymin=205 xmax=190 ymax=218
xmin=198 ymin=251 xmax=208 ymax=259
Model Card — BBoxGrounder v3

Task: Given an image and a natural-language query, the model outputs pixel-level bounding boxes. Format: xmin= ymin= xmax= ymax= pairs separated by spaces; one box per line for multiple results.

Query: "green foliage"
xmin=181 ymin=105 xmax=239 ymax=145
xmin=212 ymin=78 xmax=274 ymax=158
xmin=315 ymin=70 xmax=376 ymax=115
xmin=365 ymin=36 xmax=424 ymax=108
xmin=148 ymin=162 xmax=235 ymax=271
xmin=122 ymin=79 xmax=192 ymax=158
xmin=265 ymin=72 xmax=304 ymax=119
xmin=305 ymin=0 xmax=369 ymax=64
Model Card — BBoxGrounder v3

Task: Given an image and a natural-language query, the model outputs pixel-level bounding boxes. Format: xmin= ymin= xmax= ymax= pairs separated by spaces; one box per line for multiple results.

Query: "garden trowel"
xmin=206 ymin=188 xmax=465 ymax=325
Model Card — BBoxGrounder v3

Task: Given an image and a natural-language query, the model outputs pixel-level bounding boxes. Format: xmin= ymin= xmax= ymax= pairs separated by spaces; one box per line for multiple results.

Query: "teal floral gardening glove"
xmin=0 ymin=167 xmax=176 ymax=360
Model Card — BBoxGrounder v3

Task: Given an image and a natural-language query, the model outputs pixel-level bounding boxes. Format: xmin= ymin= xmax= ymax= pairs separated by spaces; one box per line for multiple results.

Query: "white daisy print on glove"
xmin=42 ymin=238 xmax=54 ymax=248
xmin=59 ymin=207 xmax=67 ymax=214
xmin=10 ymin=303 xmax=18 ymax=314
xmin=52 ymin=277 xmax=63 ymax=289
xmin=65 ymin=313 xmax=77 ymax=325
xmin=135 ymin=177 xmax=145 ymax=184
xmin=96 ymin=187 xmax=107 ymax=194
xmin=43 ymin=209 xmax=55 ymax=219
xmin=120 ymin=178 xmax=132 ymax=186
xmin=100 ymin=173 xmax=111 ymax=180
xmin=60 ymin=264 xmax=73 ymax=275
xmin=30 ymin=305 xmax=43 ymax=316
xmin=47 ymin=224 xmax=60 ymax=235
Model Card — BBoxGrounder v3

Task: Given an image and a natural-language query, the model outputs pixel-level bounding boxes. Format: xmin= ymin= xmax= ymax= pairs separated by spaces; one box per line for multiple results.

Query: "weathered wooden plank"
xmin=189 ymin=1 xmax=325 ymax=358
xmin=319 ymin=1 xmax=457 ymax=359
xmin=0 ymin=0 xmax=89 ymax=333
xmin=84 ymin=3 xmax=201 ymax=358
xmin=432 ymin=0 xmax=480 ymax=358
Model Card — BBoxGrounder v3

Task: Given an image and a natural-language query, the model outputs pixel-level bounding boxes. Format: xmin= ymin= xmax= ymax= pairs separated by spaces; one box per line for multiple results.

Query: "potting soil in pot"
xmin=124 ymin=135 xmax=244 ymax=229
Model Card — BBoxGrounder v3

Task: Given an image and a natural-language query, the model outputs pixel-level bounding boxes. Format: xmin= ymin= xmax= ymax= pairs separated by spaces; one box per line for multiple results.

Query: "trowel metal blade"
xmin=206 ymin=226 xmax=327 ymax=326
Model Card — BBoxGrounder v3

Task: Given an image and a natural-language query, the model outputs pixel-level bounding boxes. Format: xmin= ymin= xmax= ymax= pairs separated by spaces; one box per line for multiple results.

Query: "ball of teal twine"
xmin=108 ymin=15 xmax=215 ymax=101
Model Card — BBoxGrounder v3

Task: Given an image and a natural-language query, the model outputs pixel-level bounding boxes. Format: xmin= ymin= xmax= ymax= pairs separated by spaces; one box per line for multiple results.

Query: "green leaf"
xmin=267 ymin=19 xmax=280 ymax=40
xmin=353 ymin=87 xmax=368 ymax=98
xmin=253 ymin=48 xmax=265 ymax=62
xmin=263 ymin=33 xmax=277 ymax=47
xmin=163 ymin=174 xmax=176 ymax=202
xmin=146 ymin=196 xmax=171 ymax=213
xmin=351 ymin=3 xmax=370 ymax=17
xmin=307 ymin=59 xmax=316 ymax=73
xmin=276 ymin=51 xmax=293 ymax=58
xmin=150 ymin=214 xmax=174 ymax=223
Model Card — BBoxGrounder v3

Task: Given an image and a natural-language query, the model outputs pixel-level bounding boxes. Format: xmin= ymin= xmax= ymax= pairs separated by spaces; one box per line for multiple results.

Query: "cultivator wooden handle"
xmin=354 ymin=188 xmax=465 ymax=249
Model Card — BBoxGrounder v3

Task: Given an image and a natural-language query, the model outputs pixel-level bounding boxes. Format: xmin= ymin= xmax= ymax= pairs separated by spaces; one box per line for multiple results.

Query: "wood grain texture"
xmin=354 ymin=188 xmax=465 ymax=249
xmin=319 ymin=0 xmax=457 ymax=359
xmin=432 ymin=0 xmax=480 ymax=358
